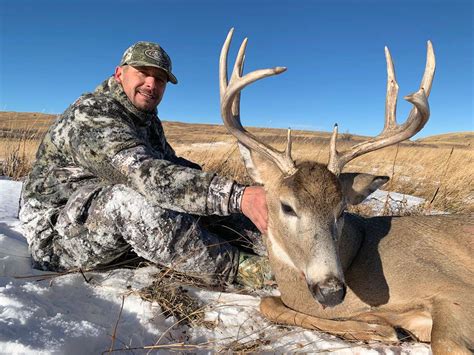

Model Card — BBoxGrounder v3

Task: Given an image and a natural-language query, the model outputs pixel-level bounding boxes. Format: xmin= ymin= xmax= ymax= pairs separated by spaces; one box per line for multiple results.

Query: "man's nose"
xmin=144 ymin=76 xmax=157 ymax=89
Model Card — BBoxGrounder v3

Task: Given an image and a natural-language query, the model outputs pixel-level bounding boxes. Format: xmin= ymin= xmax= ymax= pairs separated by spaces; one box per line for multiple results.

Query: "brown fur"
xmin=257 ymin=161 xmax=474 ymax=355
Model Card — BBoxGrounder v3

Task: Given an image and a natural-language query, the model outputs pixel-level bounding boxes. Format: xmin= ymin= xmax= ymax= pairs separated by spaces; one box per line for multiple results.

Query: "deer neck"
xmin=338 ymin=213 xmax=366 ymax=272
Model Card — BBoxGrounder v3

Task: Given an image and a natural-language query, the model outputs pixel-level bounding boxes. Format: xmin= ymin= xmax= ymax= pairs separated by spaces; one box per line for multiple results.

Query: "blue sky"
xmin=1 ymin=0 xmax=472 ymax=137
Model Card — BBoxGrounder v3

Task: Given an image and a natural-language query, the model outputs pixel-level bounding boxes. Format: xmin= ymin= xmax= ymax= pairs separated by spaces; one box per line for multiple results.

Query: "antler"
xmin=328 ymin=41 xmax=435 ymax=176
xmin=220 ymin=28 xmax=297 ymax=176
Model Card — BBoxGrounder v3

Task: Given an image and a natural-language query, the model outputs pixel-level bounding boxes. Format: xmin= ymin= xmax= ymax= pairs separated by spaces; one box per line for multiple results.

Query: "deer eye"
xmin=281 ymin=202 xmax=298 ymax=217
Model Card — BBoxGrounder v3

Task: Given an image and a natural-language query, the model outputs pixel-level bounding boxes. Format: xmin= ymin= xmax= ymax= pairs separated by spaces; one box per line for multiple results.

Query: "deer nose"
xmin=309 ymin=276 xmax=346 ymax=307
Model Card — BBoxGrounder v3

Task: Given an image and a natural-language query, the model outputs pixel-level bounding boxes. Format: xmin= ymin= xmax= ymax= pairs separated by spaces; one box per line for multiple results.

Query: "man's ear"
xmin=238 ymin=143 xmax=283 ymax=185
xmin=339 ymin=173 xmax=389 ymax=205
xmin=114 ymin=66 xmax=124 ymax=83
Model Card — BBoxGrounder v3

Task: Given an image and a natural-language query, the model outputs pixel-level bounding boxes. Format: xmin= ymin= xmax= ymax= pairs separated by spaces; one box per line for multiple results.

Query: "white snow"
xmin=0 ymin=179 xmax=431 ymax=354
xmin=360 ymin=190 xmax=425 ymax=215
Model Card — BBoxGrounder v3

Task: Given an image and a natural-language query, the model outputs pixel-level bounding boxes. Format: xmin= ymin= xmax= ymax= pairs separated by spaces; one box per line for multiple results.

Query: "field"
xmin=0 ymin=110 xmax=472 ymax=353
xmin=1 ymin=111 xmax=473 ymax=213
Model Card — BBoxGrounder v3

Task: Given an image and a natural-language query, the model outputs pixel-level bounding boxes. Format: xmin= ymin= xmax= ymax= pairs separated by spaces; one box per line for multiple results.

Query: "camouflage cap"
xmin=119 ymin=41 xmax=178 ymax=84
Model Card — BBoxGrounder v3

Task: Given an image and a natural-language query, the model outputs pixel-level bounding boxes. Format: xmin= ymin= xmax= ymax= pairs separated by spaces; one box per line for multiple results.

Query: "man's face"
xmin=114 ymin=65 xmax=168 ymax=112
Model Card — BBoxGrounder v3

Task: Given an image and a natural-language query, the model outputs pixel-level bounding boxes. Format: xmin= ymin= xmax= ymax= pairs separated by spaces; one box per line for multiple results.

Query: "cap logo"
xmin=144 ymin=49 xmax=163 ymax=63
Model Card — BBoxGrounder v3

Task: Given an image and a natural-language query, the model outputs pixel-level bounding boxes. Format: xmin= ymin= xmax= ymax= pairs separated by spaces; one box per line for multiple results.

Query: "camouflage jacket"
xmin=21 ymin=76 xmax=245 ymax=226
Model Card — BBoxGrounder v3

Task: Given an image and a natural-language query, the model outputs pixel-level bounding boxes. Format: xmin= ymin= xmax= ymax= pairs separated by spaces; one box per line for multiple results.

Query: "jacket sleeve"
xmin=67 ymin=97 xmax=243 ymax=215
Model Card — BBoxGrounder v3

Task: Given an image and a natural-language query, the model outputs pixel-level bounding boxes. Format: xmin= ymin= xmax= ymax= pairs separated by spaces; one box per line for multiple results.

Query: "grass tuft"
xmin=139 ymin=274 xmax=205 ymax=326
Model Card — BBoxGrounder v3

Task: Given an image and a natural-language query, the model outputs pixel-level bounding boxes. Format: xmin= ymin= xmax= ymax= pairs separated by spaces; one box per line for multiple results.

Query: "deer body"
xmin=219 ymin=29 xmax=473 ymax=354
xmin=263 ymin=203 xmax=473 ymax=353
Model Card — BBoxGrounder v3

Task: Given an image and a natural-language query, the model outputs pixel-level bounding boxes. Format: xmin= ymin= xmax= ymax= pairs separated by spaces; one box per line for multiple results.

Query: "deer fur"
xmin=248 ymin=152 xmax=473 ymax=354
xmin=219 ymin=28 xmax=473 ymax=354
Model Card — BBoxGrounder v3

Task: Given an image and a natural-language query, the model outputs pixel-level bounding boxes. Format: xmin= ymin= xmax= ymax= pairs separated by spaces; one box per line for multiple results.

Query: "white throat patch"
xmin=267 ymin=230 xmax=297 ymax=270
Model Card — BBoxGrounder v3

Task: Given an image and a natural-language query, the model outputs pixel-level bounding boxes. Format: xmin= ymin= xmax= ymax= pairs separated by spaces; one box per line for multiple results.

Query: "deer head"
xmin=220 ymin=29 xmax=434 ymax=307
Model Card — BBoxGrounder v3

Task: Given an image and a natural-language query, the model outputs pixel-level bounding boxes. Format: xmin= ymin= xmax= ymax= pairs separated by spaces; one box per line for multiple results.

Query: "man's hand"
xmin=241 ymin=186 xmax=268 ymax=234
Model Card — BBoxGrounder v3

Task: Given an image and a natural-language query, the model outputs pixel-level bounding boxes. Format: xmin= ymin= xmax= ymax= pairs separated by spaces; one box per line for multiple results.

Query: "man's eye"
xmin=281 ymin=203 xmax=297 ymax=217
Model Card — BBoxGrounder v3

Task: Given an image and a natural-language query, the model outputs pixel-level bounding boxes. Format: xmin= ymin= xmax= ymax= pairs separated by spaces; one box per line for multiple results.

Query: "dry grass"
xmin=0 ymin=112 xmax=51 ymax=179
xmin=0 ymin=111 xmax=56 ymax=134
xmin=0 ymin=138 xmax=39 ymax=179
xmin=171 ymin=136 xmax=473 ymax=214
xmin=417 ymin=131 xmax=473 ymax=148
xmin=1 ymin=111 xmax=472 ymax=213
xmin=138 ymin=268 xmax=206 ymax=327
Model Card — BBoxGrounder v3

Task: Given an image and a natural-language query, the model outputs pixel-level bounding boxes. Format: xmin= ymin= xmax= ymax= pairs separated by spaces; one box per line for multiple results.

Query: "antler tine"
xmin=219 ymin=28 xmax=233 ymax=101
xmin=329 ymin=124 xmax=338 ymax=170
xmin=285 ymin=128 xmax=293 ymax=160
xmin=220 ymin=28 xmax=244 ymax=125
xmin=384 ymin=46 xmax=399 ymax=131
xmin=219 ymin=28 xmax=297 ymax=176
xmin=231 ymin=45 xmax=246 ymax=119
xmin=328 ymin=41 xmax=435 ymax=176
xmin=397 ymin=40 xmax=435 ymax=133
xmin=420 ymin=41 xmax=435 ymax=96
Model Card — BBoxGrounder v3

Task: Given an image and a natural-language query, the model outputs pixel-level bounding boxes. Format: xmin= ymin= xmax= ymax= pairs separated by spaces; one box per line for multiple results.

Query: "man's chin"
xmin=134 ymin=100 xmax=158 ymax=112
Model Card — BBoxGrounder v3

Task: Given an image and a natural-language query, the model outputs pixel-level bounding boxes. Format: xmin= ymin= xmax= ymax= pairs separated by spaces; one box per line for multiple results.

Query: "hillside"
xmin=417 ymin=132 xmax=473 ymax=147
xmin=1 ymin=111 xmax=471 ymax=149
xmin=0 ymin=111 xmax=473 ymax=214
xmin=0 ymin=111 xmax=57 ymax=137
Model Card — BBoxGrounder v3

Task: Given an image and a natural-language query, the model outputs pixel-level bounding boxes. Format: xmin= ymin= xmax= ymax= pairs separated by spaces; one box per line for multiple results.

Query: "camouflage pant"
xmin=22 ymin=184 xmax=264 ymax=286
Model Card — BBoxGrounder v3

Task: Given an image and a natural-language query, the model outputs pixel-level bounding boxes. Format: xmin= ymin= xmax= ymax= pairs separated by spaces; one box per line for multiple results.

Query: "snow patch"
xmin=361 ymin=190 xmax=425 ymax=215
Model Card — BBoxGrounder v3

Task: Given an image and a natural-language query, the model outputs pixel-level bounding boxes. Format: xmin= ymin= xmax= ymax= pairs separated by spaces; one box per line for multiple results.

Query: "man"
xmin=20 ymin=41 xmax=271 ymax=288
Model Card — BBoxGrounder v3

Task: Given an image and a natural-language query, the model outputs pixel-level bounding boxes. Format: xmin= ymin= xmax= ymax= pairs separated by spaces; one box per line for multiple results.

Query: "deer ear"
xmin=238 ymin=143 xmax=283 ymax=185
xmin=339 ymin=173 xmax=389 ymax=205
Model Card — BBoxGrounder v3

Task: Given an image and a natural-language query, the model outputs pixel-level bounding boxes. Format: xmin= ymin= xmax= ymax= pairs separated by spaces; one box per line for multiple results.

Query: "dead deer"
xmin=220 ymin=29 xmax=473 ymax=354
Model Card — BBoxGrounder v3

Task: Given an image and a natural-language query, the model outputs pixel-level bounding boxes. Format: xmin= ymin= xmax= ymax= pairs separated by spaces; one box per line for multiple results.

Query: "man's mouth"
xmin=138 ymin=91 xmax=156 ymax=100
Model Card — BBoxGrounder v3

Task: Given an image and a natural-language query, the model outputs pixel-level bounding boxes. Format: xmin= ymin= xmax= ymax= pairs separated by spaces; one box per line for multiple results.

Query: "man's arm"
xmin=67 ymin=97 xmax=241 ymax=216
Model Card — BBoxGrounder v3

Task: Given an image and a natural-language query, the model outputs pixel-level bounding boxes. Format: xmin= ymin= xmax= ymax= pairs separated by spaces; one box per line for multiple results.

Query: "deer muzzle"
xmin=309 ymin=276 xmax=346 ymax=307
